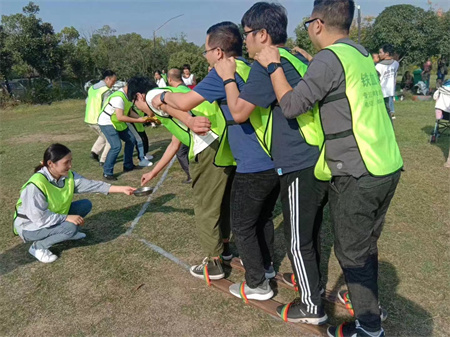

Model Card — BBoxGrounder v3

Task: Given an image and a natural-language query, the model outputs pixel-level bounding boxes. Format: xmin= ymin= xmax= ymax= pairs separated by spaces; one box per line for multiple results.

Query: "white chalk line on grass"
xmin=138 ymin=238 xmax=190 ymax=270
xmin=125 ymin=156 xmax=177 ymax=236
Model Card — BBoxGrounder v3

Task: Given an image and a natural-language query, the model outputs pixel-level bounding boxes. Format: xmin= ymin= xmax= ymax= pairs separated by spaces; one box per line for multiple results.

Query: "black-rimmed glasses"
xmin=242 ymin=28 xmax=261 ymax=40
xmin=303 ymin=18 xmax=324 ymax=30
xmin=202 ymin=47 xmax=222 ymax=56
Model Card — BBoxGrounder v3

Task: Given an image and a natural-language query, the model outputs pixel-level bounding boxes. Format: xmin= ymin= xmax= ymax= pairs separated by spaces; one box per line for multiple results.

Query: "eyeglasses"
xmin=202 ymin=47 xmax=222 ymax=56
xmin=242 ymin=28 xmax=261 ymax=40
xmin=303 ymin=18 xmax=324 ymax=30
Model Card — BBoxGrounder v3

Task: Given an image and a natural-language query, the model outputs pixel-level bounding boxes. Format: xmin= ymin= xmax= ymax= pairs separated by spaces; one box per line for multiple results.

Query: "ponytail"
xmin=34 ymin=143 xmax=71 ymax=173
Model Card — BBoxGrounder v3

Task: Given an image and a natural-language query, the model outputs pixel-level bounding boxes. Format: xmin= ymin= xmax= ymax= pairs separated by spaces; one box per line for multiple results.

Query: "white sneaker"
xmin=139 ymin=159 xmax=153 ymax=167
xmin=29 ymin=245 xmax=58 ymax=263
xmin=229 ymin=279 xmax=274 ymax=301
xmin=71 ymin=232 xmax=86 ymax=240
xmin=145 ymin=154 xmax=154 ymax=160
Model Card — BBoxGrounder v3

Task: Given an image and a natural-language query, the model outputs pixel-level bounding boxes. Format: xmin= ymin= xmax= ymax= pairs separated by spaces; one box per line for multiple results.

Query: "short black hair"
xmin=154 ymin=70 xmax=161 ymax=75
xmin=381 ymin=44 xmax=394 ymax=56
xmin=312 ymin=0 xmax=355 ymax=33
xmin=182 ymin=64 xmax=190 ymax=70
xmin=206 ymin=21 xmax=243 ymax=57
xmin=102 ymin=70 xmax=116 ymax=79
xmin=127 ymin=76 xmax=157 ymax=101
xmin=35 ymin=143 xmax=71 ymax=172
xmin=241 ymin=2 xmax=287 ymax=45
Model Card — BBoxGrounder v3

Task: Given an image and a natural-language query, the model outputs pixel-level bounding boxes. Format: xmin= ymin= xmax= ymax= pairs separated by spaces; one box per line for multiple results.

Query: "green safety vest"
xmin=315 ymin=43 xmax=403 ymax=180
xmin=132 ymin=107 xmax=146 ymax=133
xmin=155 ymin=85 xmax=235 ymax=166
xmin=85 ymin=84 xmax=111 ymax=124
xmin=100 ymin=90 xmax=133 ymax=131
xmin=13 ymin=171 xmax=75 ymax=235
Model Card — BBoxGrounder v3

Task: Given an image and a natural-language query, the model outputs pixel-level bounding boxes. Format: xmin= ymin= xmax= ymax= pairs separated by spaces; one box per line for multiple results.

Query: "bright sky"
xmin=1 ymin=0 xmax=448 ymax=45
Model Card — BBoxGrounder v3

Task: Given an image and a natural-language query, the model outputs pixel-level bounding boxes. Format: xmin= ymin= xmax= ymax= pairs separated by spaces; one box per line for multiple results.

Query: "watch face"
xmin=267 ymin=63 xmax=279 ymax=74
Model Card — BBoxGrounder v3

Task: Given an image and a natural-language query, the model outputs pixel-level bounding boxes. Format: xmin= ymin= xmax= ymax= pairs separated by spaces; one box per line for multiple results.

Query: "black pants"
xmin=329 ymin=171 xmax=400 ymax=332
xmin=231 ymin=169 xmax=280 ymax=288
xmin=176 ymin=144 xmax=190 ymax=179
xmin=279 ymin=166 xmax=328 ymax=314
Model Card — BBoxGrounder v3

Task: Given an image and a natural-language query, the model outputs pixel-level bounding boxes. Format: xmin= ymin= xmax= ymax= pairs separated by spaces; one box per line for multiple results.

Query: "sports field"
xmin=0 ymin=99 xmax=448 ymax=336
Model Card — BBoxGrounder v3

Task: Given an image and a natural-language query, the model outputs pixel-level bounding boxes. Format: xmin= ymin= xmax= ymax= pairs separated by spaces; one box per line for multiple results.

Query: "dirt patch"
xmin=5 ymin=133 xmax=88 ymax=145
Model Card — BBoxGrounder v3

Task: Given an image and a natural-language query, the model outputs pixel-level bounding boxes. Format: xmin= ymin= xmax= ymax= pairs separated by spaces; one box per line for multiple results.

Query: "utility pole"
xmin=153 ymin=14 xmax=184 ymax=48
xmin=357 ymin=4 xmax=361 ymax=44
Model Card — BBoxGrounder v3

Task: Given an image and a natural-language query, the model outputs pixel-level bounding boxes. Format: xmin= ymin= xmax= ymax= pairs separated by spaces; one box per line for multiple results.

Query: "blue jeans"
xmin=99 ymin=125 xmax=136 ymax=175
xmin=22 ymin=199 xmax=92 ymax=249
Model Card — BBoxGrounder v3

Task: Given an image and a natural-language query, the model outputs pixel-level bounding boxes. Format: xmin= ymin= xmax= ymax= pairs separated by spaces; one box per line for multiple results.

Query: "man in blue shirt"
xmin=215 ymin=2 xmax=328 ymax=325
xmin=152 ymin=22 xmax=279 ymax=299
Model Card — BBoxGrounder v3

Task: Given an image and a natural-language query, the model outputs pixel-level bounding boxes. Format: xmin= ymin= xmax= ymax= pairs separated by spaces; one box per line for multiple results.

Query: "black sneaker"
xmin=190 ymin=257 xmax=225 ymax=281
xmin=103 ymin=174 xmax=117 ymax=181
xmin=123 ymin=165 xmax=143 ymax=172
xmin=221 ymin=242 xmax=233 ymax=261
xmin=276 ymin=297 xmax=328 ymax=325
xmin=90 ymin=151 xmax=100 ymax=162
xmin=327 ymin=321 xmax=385 ymax=337
xmin=338 ymin=290 xmax=388 ymax=322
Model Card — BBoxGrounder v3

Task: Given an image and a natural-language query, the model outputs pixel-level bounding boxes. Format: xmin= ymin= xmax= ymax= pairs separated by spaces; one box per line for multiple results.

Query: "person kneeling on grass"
xmin=13 ymin=143 xmax=136 ymax=263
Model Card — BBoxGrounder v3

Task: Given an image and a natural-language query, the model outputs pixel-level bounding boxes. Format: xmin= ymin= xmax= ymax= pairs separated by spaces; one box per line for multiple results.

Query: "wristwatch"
xmin=160 ymin=91 xmax=167 ymax=104
xmin=267 ymin=62 xmax=282 ymax=75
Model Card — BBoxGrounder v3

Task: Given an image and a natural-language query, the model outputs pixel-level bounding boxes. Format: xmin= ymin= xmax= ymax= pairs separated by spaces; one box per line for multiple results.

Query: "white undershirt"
xmin=98 ymin=88 xmax=126 ymax=126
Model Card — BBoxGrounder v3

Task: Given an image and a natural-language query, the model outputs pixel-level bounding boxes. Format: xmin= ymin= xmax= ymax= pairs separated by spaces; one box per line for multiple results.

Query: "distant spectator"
xmin=154 ymin=70 xmax=167 ymax=88
xmin=422 ymin=59 xmax=432 ymax=90
xmin=400 ymin=71 xmax=414 ymax=91
xmin=161 ymin=69 xmax=168 ymax=83
xmin=376 ymin=44 xmax=399 ymax=120
xmin=84 ymin=70 xmax=117 ymax=166
xmin=182 ymin=64 xmax=196 ymax=89
xmin=436 ymin=57 xmax=448 ymax=88
xmin=372 ymin=52 xmax=380 ymax=64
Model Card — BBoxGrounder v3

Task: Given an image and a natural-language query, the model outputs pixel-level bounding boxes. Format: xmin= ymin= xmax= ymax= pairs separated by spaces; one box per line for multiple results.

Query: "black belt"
xmin=321 ymin=92 xmax=347 ymax=105
xmin=16 ymin=213 xmax=29 ymax=220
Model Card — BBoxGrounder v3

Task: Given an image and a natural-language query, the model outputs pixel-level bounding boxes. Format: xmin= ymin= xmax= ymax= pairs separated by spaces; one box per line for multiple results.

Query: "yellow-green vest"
xmin=232 ymin=59 xmax=273 ymax=158
xmin=315 ymin=43 xmax=403 ymax=179
xmin=152 ymin=86 xmax=192 ymax=147
xmin=85 ymin=84 xmax=110 ymax=124
xmin=132 ymin=107 xmax=146 ymax=133
xmin=100 ymin=90 xmax=133 ymax=131
xmin=13 ymin=171 xmax=75 ymax=235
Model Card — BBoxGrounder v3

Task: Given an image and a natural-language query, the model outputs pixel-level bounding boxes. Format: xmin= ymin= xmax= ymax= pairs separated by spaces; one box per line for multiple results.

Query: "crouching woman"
xmin=13 ymin=143 xmax=136 ymax=263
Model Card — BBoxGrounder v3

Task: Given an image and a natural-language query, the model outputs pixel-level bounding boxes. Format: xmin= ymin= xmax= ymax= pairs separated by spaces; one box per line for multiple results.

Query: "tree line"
xmin=1 ymin=2 xmax=448 ymax=101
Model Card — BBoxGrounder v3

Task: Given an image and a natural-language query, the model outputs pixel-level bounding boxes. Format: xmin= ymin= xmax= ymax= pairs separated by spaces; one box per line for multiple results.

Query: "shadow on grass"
xmin=327 ymin=261 xmax=434 ymax=336
xmin=422 ymin=125 xmax=450 ymax=160
xmin=0 ymin=194 xmax=193 ymax=277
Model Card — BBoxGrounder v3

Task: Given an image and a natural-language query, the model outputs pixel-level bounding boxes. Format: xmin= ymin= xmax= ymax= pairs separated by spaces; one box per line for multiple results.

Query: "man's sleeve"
xmin=280 ymin=51 xmax=342 ymax=119
xmin=193 ymin=69 xmax=225 ymax=103
xmin=109 ymin=96 xmax=125 ymax=110
xmin=239 ymin=62 xmax=276 ymax=108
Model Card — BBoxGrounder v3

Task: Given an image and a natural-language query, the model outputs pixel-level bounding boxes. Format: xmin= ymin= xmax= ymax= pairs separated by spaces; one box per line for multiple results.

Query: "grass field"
xmin=0 ymin=99 xmax=449 ymax=336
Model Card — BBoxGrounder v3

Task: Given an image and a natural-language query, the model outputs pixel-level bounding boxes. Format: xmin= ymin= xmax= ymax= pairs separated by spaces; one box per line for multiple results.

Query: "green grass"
xmin=0 ymin=99 xmax=449 ymax=336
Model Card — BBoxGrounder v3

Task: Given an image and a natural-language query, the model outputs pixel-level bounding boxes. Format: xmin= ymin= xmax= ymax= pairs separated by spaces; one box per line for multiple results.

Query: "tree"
xmin=168 ymin=50 xmax=209 ymax=81
xmin=0 ymin=26 xmax=14 ymax=82
xmin=367 ymin=5 xmax=441 ymax=65
xmin=294 ymin=18 xmax=316 ymax=57
xmin=1 ymin=2 xmax=63 ymax=80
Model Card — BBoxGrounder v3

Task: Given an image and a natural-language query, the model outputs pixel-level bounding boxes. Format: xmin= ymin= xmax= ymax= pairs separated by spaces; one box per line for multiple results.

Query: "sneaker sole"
xmin=189 ymin=267 xmax=224 ymax=280
xmin=278 ymin=313 xmax=328 ymax=325
xmin=230 ymin=289 xmax=274 ymax=301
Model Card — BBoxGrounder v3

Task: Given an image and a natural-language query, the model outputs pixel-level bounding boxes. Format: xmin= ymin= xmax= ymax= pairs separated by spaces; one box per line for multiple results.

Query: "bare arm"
xmin=141 ymin=136 xmax=182 ymax=186
xmin=108 ymin=185 xmax=137 ymax=195
xmin=153 ymin=90 xmax=204 ymax=111
xmin=254 ymin=45 xmax=294 ymax=103
xmin=214 ymin=57 xmax=257 ymax=123
xmin=115 ymin=108 xmax=147 ymax=123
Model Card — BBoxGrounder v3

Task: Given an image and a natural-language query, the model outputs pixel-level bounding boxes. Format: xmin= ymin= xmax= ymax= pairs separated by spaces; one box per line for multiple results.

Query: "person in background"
xmin=377 ymin=44 xmax=399 ymax=120
xmin=97 ymin=76 xmax=154 ymax=180
xmin=436 ymin=57 xmax=448 ymax=88
xmin=161 ymin=69 xmax=168 ymax=83
xmin=422 ymin=59 xmax=432 ymax=90
xmin=84 ymin=70 xmax=117 ymax=166
xmin=13 ymin=143 xmax=136 ymax=263
xmin=154 ymin=70 xmax=167 ymax=88
xmin=372 ymin=52 xmax=380 ymax=64
xmin=182 ymin=64 xmax=197 ymax=89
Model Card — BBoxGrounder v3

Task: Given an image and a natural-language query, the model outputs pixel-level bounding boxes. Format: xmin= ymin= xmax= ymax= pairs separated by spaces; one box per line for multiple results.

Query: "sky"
xmin=1 ymin=0 xmax=449 ymax=46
